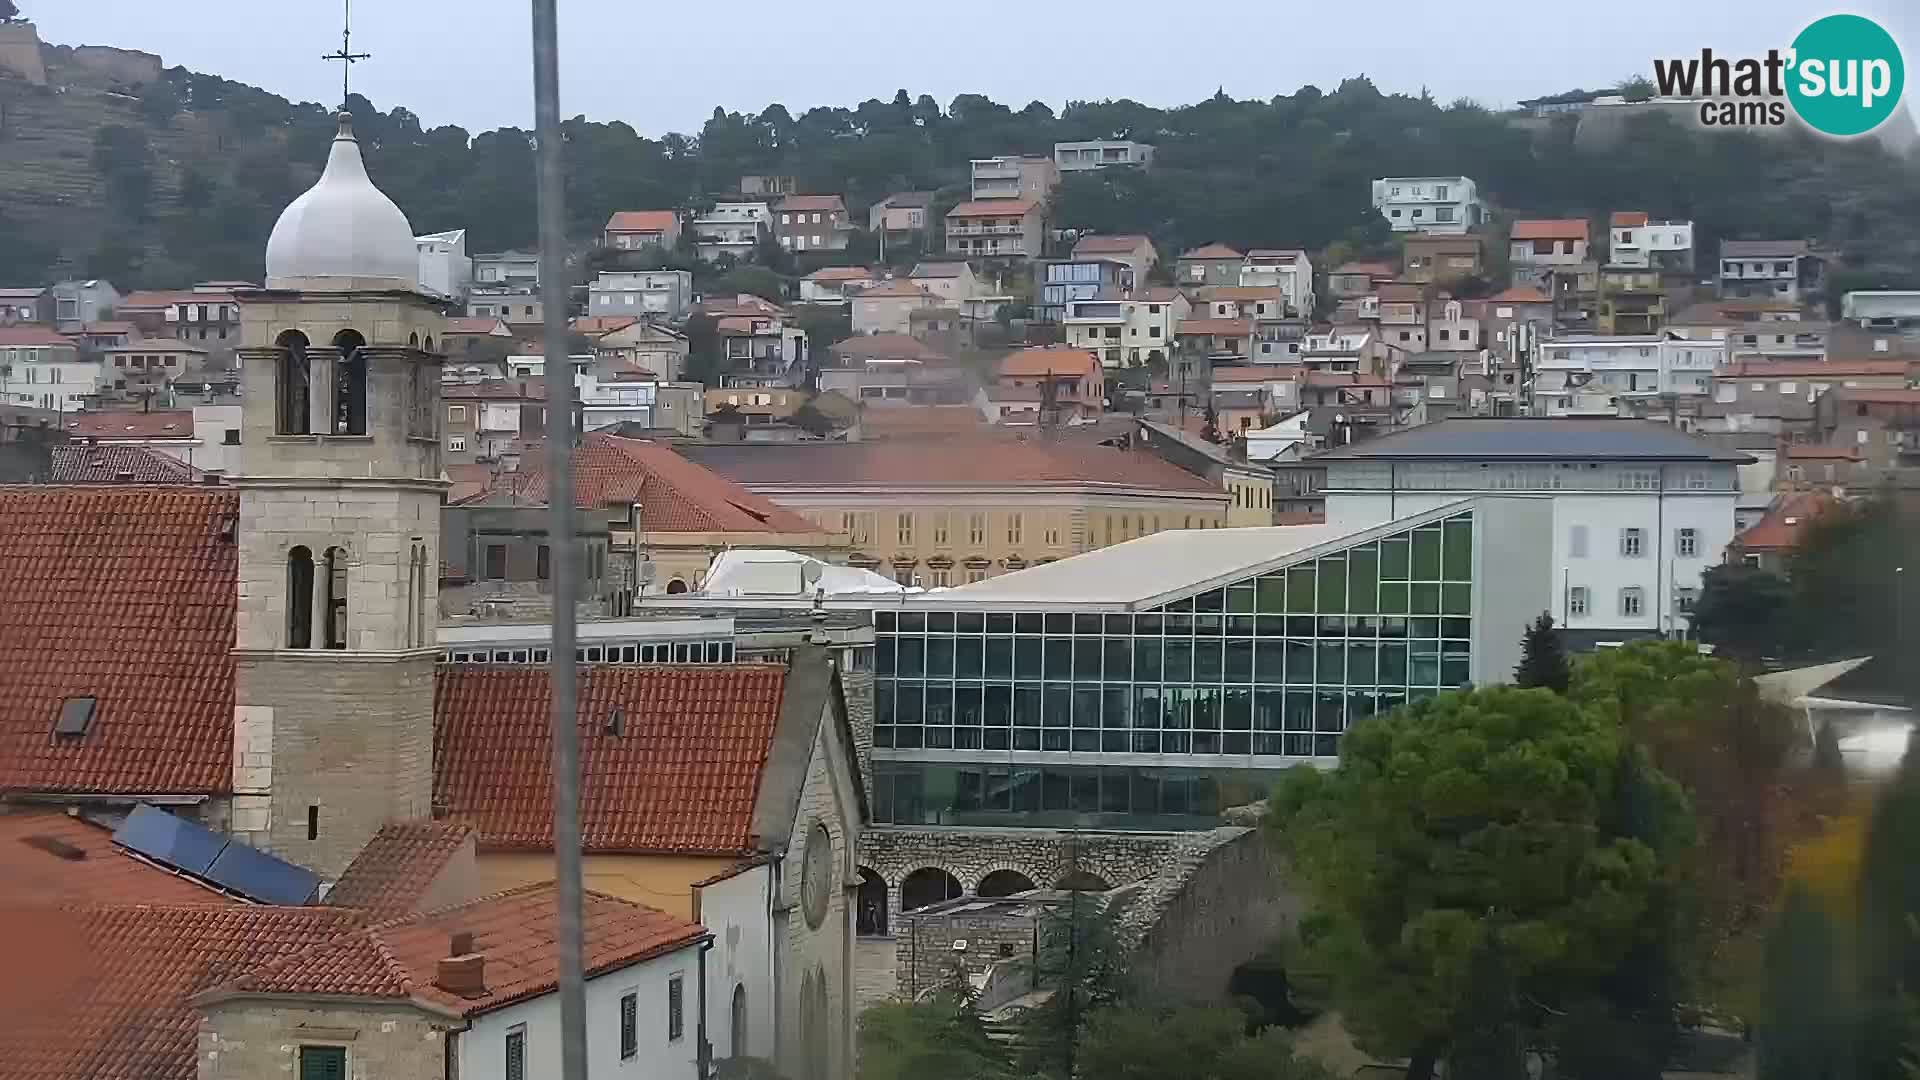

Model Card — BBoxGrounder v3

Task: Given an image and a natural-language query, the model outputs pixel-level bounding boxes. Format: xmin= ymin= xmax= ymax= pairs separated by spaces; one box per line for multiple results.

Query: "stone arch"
xmin=408 ymin=331 xmax=419 ymax=349
xmin=286 ymin=545 xmax=314 ymax=648
xmin=730 ymin=982 xmax=748 ymax=1058
xmin=1054 ymin=869 xmax=1112 ymax=892
xmin=976 ymin=868 xmax=1038 ymax=898
xmin=899 ymin=866 xmax=963 ymax=912
xmin=665 ymin=577 xmax=689 ymax=595
xmin=332 ymin=328 xmax=368 ymax=435
xmin=424 ymin=335 xmax=435 ymax=355
xmin=856 ymin=866 xmax=889 ymax=936
xmin=274 ymin=329 xmax=311 ymax=435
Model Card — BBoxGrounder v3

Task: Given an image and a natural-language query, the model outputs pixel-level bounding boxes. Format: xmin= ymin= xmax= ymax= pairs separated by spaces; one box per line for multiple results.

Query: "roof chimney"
xmin=436 ymin=934 xmax=487 ymax=998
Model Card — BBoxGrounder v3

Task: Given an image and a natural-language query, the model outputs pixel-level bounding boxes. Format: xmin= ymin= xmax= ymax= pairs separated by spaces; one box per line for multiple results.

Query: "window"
xmin=1620 ymin=528 xmax=1644 ymax=557
xmin=1675 ymin=587 xmax=1698 ymax=614
xmin=1434 ymin=184 xmax=1449 ymax=199
xmin=287 ymin=546 xmax=314 ymax=648
xmin=1676 ymin=528 xmax=1699 ymax=558
xmin=1044 ymin=521 xmax=1061 ymax=547
xmin=932 ymin=513 xmax=949 ymax=546
xmin=506 ymin=1027 xmax=527 ymax=1080
xmin=1434 ymin=206 xmax=1456 ymax=223
xmin=222 ymin=428 xmax=241 ymax=445
xmin=1569 ymin=524 xmax=1589 ymax=558
xmin=897 ymin=513 xmax=914 ymax=546
xmin=307 ymin=804 xmax=319 ymax=840
xmin=1569 ymin=586 xmax=1590 ymax=617
xmin=299 ymin=1046 xmax=346 ymax=1080
xmin=1620 ymin=587 xmax=1645 ymax=617
xmin=485 ymin=543 xmax=508 ymax=580
xmin=1007 ymin=514 xmax=1023 ymax=545
xmin=332 ymin=329 xmax=368 ymax=436
xmin=930 ymin=569 xmax=951 ymax=587
xmin=323 ymin=547 xmax=349 ymax=650
xmin=448 ymin=404 xmax=466 ymax=422
xmin=668 ymin=974 xmax=686 ymax=1042
xmin=275 ymin=330 xmax=312 ymax=434
xmin=536 ymin=544 xmax=551 ymax=581
xmin=966 ymin=570 xmax=987 ymax=584
xmin=620 ymin=990 xmax=639 ymax=1059
xmin=1779 ymin=381 xmax=1797 ymax=395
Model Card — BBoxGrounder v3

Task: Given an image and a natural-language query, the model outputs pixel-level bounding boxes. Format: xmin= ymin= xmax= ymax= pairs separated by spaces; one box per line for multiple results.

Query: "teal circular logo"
xmin=1787 ymin=14 xmax=1904 ymax=137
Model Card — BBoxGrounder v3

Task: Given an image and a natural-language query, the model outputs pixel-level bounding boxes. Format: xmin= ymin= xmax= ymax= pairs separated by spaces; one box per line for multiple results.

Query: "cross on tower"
xmin=321 ymin=0 xmax=371 ymax=112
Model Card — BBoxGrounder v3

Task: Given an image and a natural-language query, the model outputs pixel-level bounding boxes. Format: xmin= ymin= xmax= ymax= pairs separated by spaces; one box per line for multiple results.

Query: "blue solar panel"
xmin=205 ymin=839 xmax=319 ymax=905
xmin=112 ymin=803 xmax=227 ymax=876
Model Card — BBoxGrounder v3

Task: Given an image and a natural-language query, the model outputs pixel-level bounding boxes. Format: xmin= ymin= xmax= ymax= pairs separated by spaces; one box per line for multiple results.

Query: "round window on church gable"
xmin=800 ymin=821 xmax=833 ymax=930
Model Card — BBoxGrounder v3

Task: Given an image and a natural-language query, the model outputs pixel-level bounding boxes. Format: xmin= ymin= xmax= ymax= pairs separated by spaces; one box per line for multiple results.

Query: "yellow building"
xmin=683 ymin=437 xmax=1232 ymax=585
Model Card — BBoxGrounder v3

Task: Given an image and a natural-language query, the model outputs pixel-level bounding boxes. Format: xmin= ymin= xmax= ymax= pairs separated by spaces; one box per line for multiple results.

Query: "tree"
xmin=1444 ymin=926 xmax=1528 ymax=1080
xmin=1018 ymin=886 xmax=1137 ymax=1079
xmin=1075 ymin=1006 xmax=1337 ymax=1080
xmin=1857 ymin=751 xmax=1920 ymax=1080
xmin=1270 ymin=687 xmax=1693 ymax=1080
xmin=857 ymin=992 xmax=1012 ymax=1080
xmin=138 ymin=81 xmax=182 ymax=127
xmin=0 ymin=1 xmax=17 ymax=22
xmin=1513 ymin=611 xmax=1571 ymax=693
xmin=709 ymin=266 xmax=786 ymax=303
xmin=1757 ymin=886 xmax=1855 ymax=1080
xmin=789 ymin=401 xmax=836 ymax=438
xmin=1200 ymin=403 xmax=1221 ymax=443
xmin=1691 ymin=562 xmax=1793 ymax=665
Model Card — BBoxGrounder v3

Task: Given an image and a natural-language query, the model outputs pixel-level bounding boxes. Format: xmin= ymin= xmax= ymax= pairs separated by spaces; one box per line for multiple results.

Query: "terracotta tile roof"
xmin=1510 ymin=218 xmax=1590 ymax=240
xmin=908 ymin=261 xmax=972 ymax=279
xmin=832 ymin=333 xmax=948 ymax=363
xmin=571 ymin=315 xmax=639 ymax=336
xmin=0 ymin=487 xmax=236 ymax=797
xmin=209 ymin=883 xmax=706 ymax=1017
xmin=683 ymin=437 xmax=1222 ymax=493
xmin=79 ymin=321 xmax=138 ymax=335
xmin=1203 ymin=286 xmax=1282 ymax=302
xmin=605 ymin=210 xmax=679 ymax=233
xmin=1783 ymin=443 xmax=1863 ymax=461
xmin=1721 ymin=239 xmax=1811 ymax=259
xmin=1304 ymin=371 xmax=1392 ymax=388
xmin=0 ymin=903 xmax=361 ymax=1080
xmin=1611 ymin=211 xmax=1650 ymax=227
xmin=1735 ymin=491 xmax=1835 ymax=552
xmin=853 ymin=279 xmax=935 ymax=299
xmin=434 ymin=666 xmax=789 ymax=855
xmin=1376 ymin=284 xmax=1427 ymax=303
xmin=775 ymin=194 xmax=846 ymax=213
xmin=807 ymin=266 xmax=877 ymax=281
xmin=1072 ymin=234 xmax=1151 ymax=255
xmin=999 ymin=346 xmax=1099 ymax=379
xmin=326 ymin=822 xmax=474 ymax=921
xmin=1178 ymin=318 xmax=1253 ymax=336
xmin=45 ymin=445 xmax=202 ymax=483
xmin=1839 ymin=388 xmax=1920 ymax=405
xmin=446 ymin=463 xmax=496 ymax=505
xmin=1334 ymin=261 xmax=1396 ymax=276
xmin=1179 ymin=243 xmax=1242 ymax=260
xmin=1246 ymin=248 xmax=1308 ymax=261
xmin=0 ymin=809 xmax=232 ymax=907
xmin=859 ymin=405 xmax=985 ymax=436
xmin=443 ymin=380 xmax=544 ymax=401
xmin=1486 ymin=286 xmax=1553 ymax=304
xmin=118 ymin=289 xmax=237 ymax=310
xmin=445 ymin=316 xmax=510 ymax=335
xmin=62 ymin=410 xmax=196 ymax=440
xmin=0 ymin=326 xmax=76 ymax=347
xmin=1723 ymin=358 xmax=1913 ymax=378
xmin=1210 ymin=367 xmax=1290 ymax=383
xmin=467 ymin=433 xmax=820 ymax=533
xmin=1135 ymin=286 xmax=1183 ymax=303
xmin=947 ymin=198 xmax=1036 ymax=218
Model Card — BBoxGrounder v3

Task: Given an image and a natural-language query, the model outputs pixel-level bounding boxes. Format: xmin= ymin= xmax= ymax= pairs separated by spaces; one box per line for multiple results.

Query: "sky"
xmin=18 ymin=1 xmax=1920 ymax=137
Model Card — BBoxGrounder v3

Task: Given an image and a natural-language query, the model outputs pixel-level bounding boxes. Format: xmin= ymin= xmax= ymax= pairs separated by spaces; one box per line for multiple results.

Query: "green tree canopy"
xmin=856 ymin=992 xmax=1012 ymax=1080
xmin=1691 ymin=562 xmax=1793 ymax=665
xmin=1075 ymin=1006 xmax=1338 ymax=1080
xmin=1513 ymin=612 xmax=1571 ymax=693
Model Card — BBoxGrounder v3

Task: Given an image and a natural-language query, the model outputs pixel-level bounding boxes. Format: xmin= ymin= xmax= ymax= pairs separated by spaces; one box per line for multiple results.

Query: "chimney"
xmin=436 ymin=933 xmax=487 ymax=998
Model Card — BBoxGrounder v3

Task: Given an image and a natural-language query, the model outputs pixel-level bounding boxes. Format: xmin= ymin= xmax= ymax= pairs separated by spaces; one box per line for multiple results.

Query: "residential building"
xmin=706 ymin=385 xmax=810 ymax=426
xmin=1037 ymin=258 xmax=1137 ymax=322
xmin=820 ymin=334 xmax=973 ymax=406
xmin=1669 ymin=299 xmax=1826 ymax=358
xmin=1133 ymin=418 xmax=1276 ymax=523
xmin=1813 ymin=386 xmax=1920 ymax=482
xmin=970 ymin=155 xmax=1058 ymax=201
xmin=602 ymin=209 xmax=682 ymax=251
xmin=116 ymin=284 xmax=242 ymax=346
xmin=852 ymin=279 xmax=944 ymax=336
xmin=1368 ymin=283 xmax=1430 ymax=353
xmin=1532 ymin=335 xmax=1719 ymax=418
xmin=1328 ymin=261 xmax=1396 ymax=299
xmin=72 ymin=320 xmax=135 ymax=351
xmin=1239 ymin=249 xmax=1315 ymax=316
xmin=692 ymin=202 xmax=772 ymax=262
xmin=1370 ymin=176 xmax=1483 ymax=234
xmin=1727 ymin=490 xmax=1834 ymax=573
xmin=1719 ymin=239 xmax=1824 ymax=301
xmin=578 ymin=375 xmax=705 ymax=436
xmin=909 ymin=260 xmax=988 ymax=303
xmin=444 ymin=381 xmax=543 ymax=464
xmin=1597 ymin=265 xmax=1668 ymax=334
xmin=442 ymin=315 xmax=515 ymax=370
xmin=1210 ymin=365 xmax=1301 ymax=420
xmin=774 ymin=194 xmax=852 ymax=253
xmin=1841 ymin=290 xmax=1920 ymax=331
xmin=467 ymin=288 xmax=543 ymax=324
xmin=1426 ymin=297 xmax=1485 ymax=355
xmin=1402 ymin=235 xmax=1483 ymax=286
xmin=1300 ymin=327 xmax=1395 ymax=376
xmin=415 ymin=228 xmax=472 ymax=300
xmin=1177 ymin=317 xmax=1255 ymax=370
xmin=1396 ymin=351 xmax=1468 ymax=417
xmin=1702 ymin=358 xmax=1914 ymax=437
xmin=0 ymin=325 xmax=92 ymax=411
xmin=96 ymin=339 xmax=209 ymax=404
xmin=589 ymin=269 xmax=696 ymax=320
xmin=740 ymin=173 xmax=798 ymax=198
xmin=1548 ymin=261 xmax=1602 ymax=326
xmin=1607 ymin=212 xmax=1694 ymax=273
xmin=1071 ymin=234 xmax=1158 ymax=282
xmin=800 ymin=266 xmax=881 ymax=306
xmin=682 ymin=437 xmax=1231 ymax=583
xmin=472 ymin=250 xmax=541 ymax=290
xmin=49 ymin=279 xmax=120 ymax=333
xmin=1062 ymin=290 xmax=1189 ymax=368
xmin=1199 ymin=285 xmax=1288 ymax=323
xmin=1507 ymin=219 xmax=1591 ymax=290
xmin=1054 ymin=139 xmax=1156 ymax=171
xmin=0 ymin=285 xmax=51 ymax=324
xmin=593 ymin=319 xmax=691 ymax=383
xmin=870 ymin=191 xmax=934 ymax=237
xmin=1316 ymin=418 xmax=1748 ymax=643
xmin=1176 ymin=243 xmax=1245 ymax=288
xmin=719 ymin=315 xmax=807 ymax=378
xmin=997 ymin=346 xmax=1105 ymax=423
xmin=945 ymin=199 xmax=1042 ymax=260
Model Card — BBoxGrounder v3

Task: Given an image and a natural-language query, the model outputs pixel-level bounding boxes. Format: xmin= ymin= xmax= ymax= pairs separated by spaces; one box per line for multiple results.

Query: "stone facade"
xmin=197 ymin=1000 xmax=451 ymax=1080
xmin=893 ymin=896 xmax=1044 ymax=1000
xmin=860 ymin=827 xmax=1181 ymax=919
xmin=774 ymin=709 xmax=862 ymax=1080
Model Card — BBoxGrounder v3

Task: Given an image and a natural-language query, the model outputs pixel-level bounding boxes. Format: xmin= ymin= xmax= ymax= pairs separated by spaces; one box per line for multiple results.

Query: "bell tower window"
xmin=333 ymin=329 xmax=368 ymax=436
xmin=287 ymin=546 xmax=314 ymax=648
xmin=323 ymin=546 xmax=349 ymax=649
xmin=275 ymin=331 xmax=311 ymax=435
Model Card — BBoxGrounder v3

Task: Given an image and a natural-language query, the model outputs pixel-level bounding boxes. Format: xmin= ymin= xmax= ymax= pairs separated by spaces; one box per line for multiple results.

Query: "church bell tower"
xmin=229 ymin=110 xmax=448 ymax=877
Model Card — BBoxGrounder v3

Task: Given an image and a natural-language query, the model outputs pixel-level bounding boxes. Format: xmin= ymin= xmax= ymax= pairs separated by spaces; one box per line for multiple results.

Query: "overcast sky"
xmin=19 ymin=1 xmax=1920 ymax=136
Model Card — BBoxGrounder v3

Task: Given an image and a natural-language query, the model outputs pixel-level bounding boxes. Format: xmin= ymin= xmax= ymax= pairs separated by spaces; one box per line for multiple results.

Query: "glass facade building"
xmin=872 ymin=508 xmax=1488 ymax=828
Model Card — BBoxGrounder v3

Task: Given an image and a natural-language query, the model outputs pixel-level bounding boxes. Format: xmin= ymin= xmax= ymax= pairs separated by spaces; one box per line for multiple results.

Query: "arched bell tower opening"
xmin=230 ymin=109 xmax=450 ymax=879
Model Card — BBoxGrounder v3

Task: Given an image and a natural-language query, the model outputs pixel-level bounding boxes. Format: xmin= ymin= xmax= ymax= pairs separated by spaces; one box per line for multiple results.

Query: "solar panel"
xmin=112 ymin=803 xmax=227 ymax=877
xmin=206 ymin=839 xmax=319 ymax=906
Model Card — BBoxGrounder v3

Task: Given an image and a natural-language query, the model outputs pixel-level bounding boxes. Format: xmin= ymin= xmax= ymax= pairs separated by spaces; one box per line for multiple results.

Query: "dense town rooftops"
xmin=1309 ymin=418 xmax=1753 ymax=463
xmin=682 ymin=438 xmax=1221 ymax=493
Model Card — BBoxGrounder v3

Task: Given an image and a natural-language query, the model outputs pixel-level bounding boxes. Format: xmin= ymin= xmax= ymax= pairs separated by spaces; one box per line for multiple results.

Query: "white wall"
xmin=458 ymin=942 xmax=706 ymax=1080
xmin=699 ymin=863 xmax=776 ymax=1063
xmin=190 ymin=403 xmax=244 ymax=475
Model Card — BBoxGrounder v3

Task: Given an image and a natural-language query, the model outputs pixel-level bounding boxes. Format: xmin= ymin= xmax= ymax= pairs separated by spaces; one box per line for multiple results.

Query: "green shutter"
xmin=299 ymin=1046 xmax=345 ymax=1080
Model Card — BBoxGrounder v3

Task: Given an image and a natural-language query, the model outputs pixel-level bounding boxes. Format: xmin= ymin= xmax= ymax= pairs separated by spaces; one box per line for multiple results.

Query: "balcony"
xmin=947 ymin=224 xmax=1025 ymax=236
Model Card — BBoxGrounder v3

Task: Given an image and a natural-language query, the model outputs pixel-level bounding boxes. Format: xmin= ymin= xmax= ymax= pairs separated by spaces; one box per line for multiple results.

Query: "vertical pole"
xmin=529 ymin=4 xmax=586 ymax=1080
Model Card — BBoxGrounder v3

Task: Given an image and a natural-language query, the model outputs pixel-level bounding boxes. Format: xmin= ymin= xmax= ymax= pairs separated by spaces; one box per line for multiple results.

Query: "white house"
xmin=1316 ymin=417 xmax=1747 ymax=642
xmin=1054 ymin=139 xmax=1156 ymax=172
xmin=1239 ymin=249 xmax=1316 ymax=316
xmin=0 ymin=326 xmax=96 ymax=411
xmin=589 ymin=270 xmax=696 ymax=320
xmin=1062 ymin=289 xmax=1188 ymax=368
xmin=1370 ymin=176 xmax=1483 ymax=234
xmin=416 ymin=228 xmax=473 ymax=300
xmin=1531 ymin=335 xmax=1720 ymax=417
xmin=693 ymin=202 xmax=772 ymax=262
xmin=1607 ymin=213 xmax=1693 ymax=272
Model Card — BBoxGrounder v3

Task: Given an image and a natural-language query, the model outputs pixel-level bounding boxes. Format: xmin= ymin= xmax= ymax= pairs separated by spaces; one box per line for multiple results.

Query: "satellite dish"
xmin=801 ymin=560 xmax=824 ymax=587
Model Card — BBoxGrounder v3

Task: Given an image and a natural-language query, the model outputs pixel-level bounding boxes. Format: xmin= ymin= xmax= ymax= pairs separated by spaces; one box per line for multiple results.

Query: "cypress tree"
xmin=1514 ymin=611 xmax=1571 ymax=693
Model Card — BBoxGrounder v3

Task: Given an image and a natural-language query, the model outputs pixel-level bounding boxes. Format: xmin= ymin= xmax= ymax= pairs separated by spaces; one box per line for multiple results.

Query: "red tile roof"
xmin=1735 ymin=491 xmax=1835 ymax=552
xmin=1783 ymin=444 xmax=1863 ymax=461
xmin=1210 ymin=367 xmax=1290 ymax=383
xmin=0 ymin=326 xmax=76 ymax=347
xmin=831 ymin=333 xmax=948 ymax=364
xmin=1611 ymin=211 xmax=1650 ymax=227
xmin=858 ymin=405 xmax=986 ymax=436
xmin=0 ymin=487 xmax=236 ymax=797
xmin=684 ymin=437 xmax=1221 ymax=493
xmin=46 ymin=444 xmax=202 ymax=483
xmin=1333 ymin=261 xmax=1396 ymax=276
xmin=853 ymin=280 xmax=935 ymax=299
xmin=445 ymin=316 xmax=511 ymax=336
xmin=1246 ymin=248 xmax=1308 ymax=261
xmin=0 ymin=903 xmax=361 ymax=1080
xmin=571 ymin=315 xmax=639 ymax=336
xmin=209 ymin=883 xmax=706 ymax=1017
xmin=1722 ymin=358 xmax=1913 ymax=378
xmin=326 ymin=822 xmax=474 ymax=921
xmin=1203 ymin=286 xmax=1282 ymax=302
xmin=1180 ymin=243 xmax=1243 ymax=260
xmin=1135 ymin=286 xmax=1183 ymax=303
xmin=1376 ymin=283 xmax=1426 ymax=303
xmin=79 ymin=321 xmax=138 ymax=336
xmin=1486 ymin=286 xmax=1553 ymax=304
xmin=0 ymin=809 xmax=233 ymax=907
xmin=1510 ymin=218 xmax=1590 ymax=240
xmin=775 ymin=194 xmax=846 ymax=213
xmin=434 ymin=665 xmax=789 ymax=855
xmin=605 ymin=210 xmax=679 ymax=233
xmin=1839 ymin=389 xmax=1920 ymax=405
xmin=62 ymin=410 xmax=196 ymax=440
xmin=443 ymin=380 xmax=544 ymax=401
xmin=807 ymin=266 xmax=877 ymax=281
xmin=1179 ymin=318 xmax=1253 ymax=336
xmin=947 ymin=198 xmax=1036 ymax=218
xmin=999 ymin=346 xmax=1099 ymax=379
xmin=1073 ymin=234 xmax=1151 ymax=254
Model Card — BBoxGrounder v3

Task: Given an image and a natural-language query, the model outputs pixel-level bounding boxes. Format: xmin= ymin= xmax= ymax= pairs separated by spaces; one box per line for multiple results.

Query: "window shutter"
xmin=506 ymin=1030 xmax=526 ymax=1080
xmin=299 ymin=1047 xmax=345 ymax=1080
xmin=621 ymin=992 xmax=639 ymax=1058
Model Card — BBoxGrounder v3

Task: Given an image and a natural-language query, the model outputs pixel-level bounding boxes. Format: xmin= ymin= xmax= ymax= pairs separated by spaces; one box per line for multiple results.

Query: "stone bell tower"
xmin=229 ymin=112 xmax=448 ymax=877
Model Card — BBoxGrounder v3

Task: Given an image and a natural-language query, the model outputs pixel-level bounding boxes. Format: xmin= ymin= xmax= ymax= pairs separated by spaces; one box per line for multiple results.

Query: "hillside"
xmin=2 ymin=20 xmax=1919 ymax=297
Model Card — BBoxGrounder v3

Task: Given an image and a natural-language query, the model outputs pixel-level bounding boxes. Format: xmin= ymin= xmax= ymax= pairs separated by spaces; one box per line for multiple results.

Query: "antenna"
xmin=322 ymin=0 xmax=372 ymax=111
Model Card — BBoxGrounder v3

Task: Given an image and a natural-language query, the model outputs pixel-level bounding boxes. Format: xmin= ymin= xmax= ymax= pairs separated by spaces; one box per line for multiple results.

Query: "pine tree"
xmin=1445 ymin=923 xmax=1528 ymax=1080
xmin=1513 ymin=611 xmax=1571 ymax=693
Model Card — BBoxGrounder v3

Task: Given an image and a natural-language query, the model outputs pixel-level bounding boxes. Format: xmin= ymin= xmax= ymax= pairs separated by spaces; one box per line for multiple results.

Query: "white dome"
xmin=264 ymin=113 xmax=418 ymax=287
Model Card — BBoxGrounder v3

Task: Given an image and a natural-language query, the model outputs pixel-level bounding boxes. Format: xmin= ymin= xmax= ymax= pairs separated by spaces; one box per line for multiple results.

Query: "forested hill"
xmin=2 ymin=27 xmax=1918 ymax=292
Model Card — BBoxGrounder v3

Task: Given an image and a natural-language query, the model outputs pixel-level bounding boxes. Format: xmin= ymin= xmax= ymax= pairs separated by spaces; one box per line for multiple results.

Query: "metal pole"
xmin=530 ymin=3 xmax=587 ymax=1080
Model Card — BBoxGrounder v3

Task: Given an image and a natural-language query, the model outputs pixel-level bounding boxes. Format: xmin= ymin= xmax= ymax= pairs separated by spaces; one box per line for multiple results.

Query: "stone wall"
xmin=861 ymin=827 xmax=1181 ymax=918
xmin=892 ymin=898 xmax=1041 ymax=1001
xmin=839 ymin=668 xmax=874 ymax=792
xmin=1119 ymin=827 xmax=1303 ymax=1003
xmin=775 ymin=710 xmax=861 ymax=1080
xmin=0 ymin=23 xmax=47 ymax=85
xmin=198 ymin=1000 xmax=449 ymax=1080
